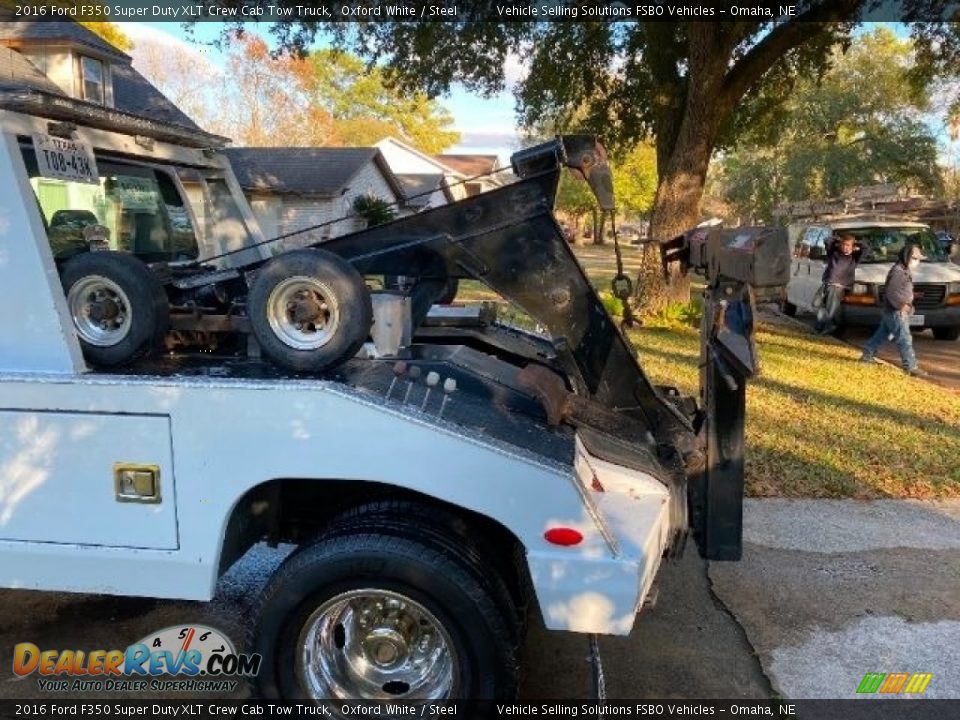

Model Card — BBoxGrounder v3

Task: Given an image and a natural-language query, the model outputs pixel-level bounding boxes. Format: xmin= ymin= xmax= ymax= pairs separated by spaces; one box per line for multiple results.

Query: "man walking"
xmin=859 ymin=243 xmax=929 ymax=377
xmin=816 ymin=233 xmax=863 ymax=334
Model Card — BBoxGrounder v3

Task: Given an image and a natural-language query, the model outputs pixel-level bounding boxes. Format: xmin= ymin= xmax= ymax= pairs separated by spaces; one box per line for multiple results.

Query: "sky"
xmin=131 ymin=21 xmax=522 ymax=161
xmin=128 ymin=21 xmax=958 ymax=165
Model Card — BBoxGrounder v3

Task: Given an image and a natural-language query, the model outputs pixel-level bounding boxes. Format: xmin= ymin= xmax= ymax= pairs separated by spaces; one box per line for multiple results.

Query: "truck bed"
xmin=112 ymin=346 xmax=577 ymax=467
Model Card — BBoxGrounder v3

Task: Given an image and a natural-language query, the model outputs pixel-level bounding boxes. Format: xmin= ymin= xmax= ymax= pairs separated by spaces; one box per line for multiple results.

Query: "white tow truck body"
xmin=0 ymin=107 xmax=675 ymax=642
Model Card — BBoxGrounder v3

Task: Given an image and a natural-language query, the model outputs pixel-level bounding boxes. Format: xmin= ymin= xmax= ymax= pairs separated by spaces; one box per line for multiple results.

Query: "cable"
xmin=197 ymin=165 xmax=519 ymax=265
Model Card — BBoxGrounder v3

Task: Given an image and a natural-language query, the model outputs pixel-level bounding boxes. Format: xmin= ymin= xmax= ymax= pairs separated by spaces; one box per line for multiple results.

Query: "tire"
xmin=250 ymin=533 xmax=518 ymax=704
xmin=248 ymin=249 xmax=372 ymax=372
xmin=323 ymin=501 xmax=526 ymax=646
xmin=932 ymin=327 xmax=960 ymax=341
xmin=60 ymin=251 xmax=169 ymax=366
xmin=782 ymin=299 xmax=797 ymax=317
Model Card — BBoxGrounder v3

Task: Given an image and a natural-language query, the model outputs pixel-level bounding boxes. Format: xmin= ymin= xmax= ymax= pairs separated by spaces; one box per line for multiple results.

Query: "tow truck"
xmin=0 ymin=92 xmax=789 ymax=704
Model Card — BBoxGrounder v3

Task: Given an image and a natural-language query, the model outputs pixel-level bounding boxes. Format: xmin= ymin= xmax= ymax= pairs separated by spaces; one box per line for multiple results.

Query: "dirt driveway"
xmin=787 ymin=312 xmax=959 ymax=390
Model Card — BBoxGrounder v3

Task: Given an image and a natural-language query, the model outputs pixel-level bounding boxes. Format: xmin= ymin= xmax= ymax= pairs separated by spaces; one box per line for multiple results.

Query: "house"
xmin=224 ymin=147 xmax=407 ymax=243
xmin=394 ymin=173 xmax=456 ymax=211
xmin=374 ymin=137 xmax=468 ymax=204
xmin=0 ymin=18 xmax=222 ymax=148
xmin=433 ymin=154 xmax=507 ymax=195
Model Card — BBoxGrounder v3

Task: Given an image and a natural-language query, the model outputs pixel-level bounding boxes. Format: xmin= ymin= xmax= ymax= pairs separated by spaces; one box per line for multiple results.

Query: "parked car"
xmin=783 ymin=220 xmax=960 ymax=341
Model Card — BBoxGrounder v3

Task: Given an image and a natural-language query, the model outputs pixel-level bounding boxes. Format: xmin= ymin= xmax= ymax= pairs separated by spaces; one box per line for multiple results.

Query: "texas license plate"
xmin=32 ymin=133 xmax=99 ymax=185
xmin=909 ymin=314 xmax=925 ymax=326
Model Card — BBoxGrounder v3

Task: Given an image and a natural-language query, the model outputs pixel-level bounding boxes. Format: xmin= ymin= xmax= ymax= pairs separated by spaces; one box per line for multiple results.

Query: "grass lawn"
xmin=630 ymin=318 xmax=960 ymax=499
xmin=458 ymin=241 xmax=959 ymax=498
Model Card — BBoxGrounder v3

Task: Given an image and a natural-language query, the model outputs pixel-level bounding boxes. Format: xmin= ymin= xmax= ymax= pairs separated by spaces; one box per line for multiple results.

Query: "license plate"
xmin=909 ymin=315 xmax=925 ymax=326
xmin=32 ymin=133 xmax=99 ymax=185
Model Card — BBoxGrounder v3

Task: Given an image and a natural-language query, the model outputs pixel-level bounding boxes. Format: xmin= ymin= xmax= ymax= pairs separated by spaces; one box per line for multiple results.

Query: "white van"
xmin=784 ymin=220 xmax=960 ymax=340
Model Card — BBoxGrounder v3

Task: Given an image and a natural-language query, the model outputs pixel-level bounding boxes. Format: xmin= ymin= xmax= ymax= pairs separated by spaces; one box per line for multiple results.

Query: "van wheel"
xmin=932 ymin=327 xmax=960 ymax=341
xmin=61 ymin=252 xmax=168 ymax=366
xmin=781 ymin=299 xmax=797 ymax=317
xmin=248 ymin=249 xmax=372 ymax=372
xmin=250 ymin=533 xmax=518 ymax=704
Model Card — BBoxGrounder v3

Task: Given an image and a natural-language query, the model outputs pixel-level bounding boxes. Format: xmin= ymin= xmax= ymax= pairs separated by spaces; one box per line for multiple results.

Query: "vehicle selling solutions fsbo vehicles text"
xmin=495 ymin=4 xmax=798 ymax=18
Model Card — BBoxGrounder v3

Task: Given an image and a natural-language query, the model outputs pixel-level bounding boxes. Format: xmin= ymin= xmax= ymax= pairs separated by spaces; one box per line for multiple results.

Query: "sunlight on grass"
xmin=630 ymin=320 xmax=960 ymax=499
xmin=451 ymin=242 xmax=959 ymax=498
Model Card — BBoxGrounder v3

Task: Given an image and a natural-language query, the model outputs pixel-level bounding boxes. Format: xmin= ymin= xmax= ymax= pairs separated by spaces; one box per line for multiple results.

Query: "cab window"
xmin=20 ymin=145 xmax=199 ymax=263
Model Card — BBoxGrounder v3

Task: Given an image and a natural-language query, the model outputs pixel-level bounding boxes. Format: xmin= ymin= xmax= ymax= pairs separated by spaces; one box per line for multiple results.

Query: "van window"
xmin=843 ymin=226 xmax=947 ymax=264
xmin=797 ymin=226 xmax=829 ymax=258
xmin=21 ymin=146 xmax=199 ymax=262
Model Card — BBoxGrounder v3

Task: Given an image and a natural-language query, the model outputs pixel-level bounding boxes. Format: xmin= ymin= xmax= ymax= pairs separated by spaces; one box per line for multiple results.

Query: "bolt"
xmin=386 ymin=361 xmax=407 ymax=401
xmin=403 ymin=366 xmax=421 ymax=404
xmin=420 ymin=371 xmax=440 ymax=411
xmin=439 ymin=378 xmax=457 ymax=418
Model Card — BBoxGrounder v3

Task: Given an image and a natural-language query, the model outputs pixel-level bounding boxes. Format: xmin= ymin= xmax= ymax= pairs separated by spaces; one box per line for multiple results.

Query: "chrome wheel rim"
xmin=297 ymin=589 xmax=457 ymax=700
xmin=266 ymin=276 xmax=341 ymax=351
xmin=67 ymin=275 xmax=132 ymax=347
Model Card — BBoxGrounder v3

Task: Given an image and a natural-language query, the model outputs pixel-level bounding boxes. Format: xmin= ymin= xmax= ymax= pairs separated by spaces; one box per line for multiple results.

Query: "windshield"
xmin=843 ymin=226 xmax=947 ymax=264
xmin=21 ymin=145 xmax=199 ymax=262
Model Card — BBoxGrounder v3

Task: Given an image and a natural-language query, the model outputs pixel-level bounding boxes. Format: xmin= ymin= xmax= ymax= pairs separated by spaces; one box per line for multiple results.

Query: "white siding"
xmin=249 ymin=196 xmax=281 ymax=239
xmin=375 ymin=138 xmax=466 ymax=202
xmin=376 ymin=139 xmax=446 ymax=175
xmin=20 ymin=46 xmax=114 ymax=107
xmin=243 ymin=161 xmax=402 ymax=246
xmin=21 ymin=48 xmax=75 ymax=97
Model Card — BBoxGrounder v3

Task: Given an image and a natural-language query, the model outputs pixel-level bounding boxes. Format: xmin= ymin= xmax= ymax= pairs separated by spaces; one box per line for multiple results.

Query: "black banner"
xmin=1 ymin=0 xmax=959 ymax=23
xmin=1 ymin=700 xmax=959 ymax=720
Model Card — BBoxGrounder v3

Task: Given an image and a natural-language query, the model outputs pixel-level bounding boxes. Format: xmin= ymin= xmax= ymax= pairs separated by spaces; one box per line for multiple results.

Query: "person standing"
xmin=815 ymin=234 xmax=862 ymax=334
xmin=859 ymin=243 xmax=929 ymax=377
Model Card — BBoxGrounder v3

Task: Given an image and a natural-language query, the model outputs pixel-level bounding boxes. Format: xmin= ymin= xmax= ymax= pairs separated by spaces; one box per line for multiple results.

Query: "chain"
xmin=609 ymin=210 xmax=642 ymax=331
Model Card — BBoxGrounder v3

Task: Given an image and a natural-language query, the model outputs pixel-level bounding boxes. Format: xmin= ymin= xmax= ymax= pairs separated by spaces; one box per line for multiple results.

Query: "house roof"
xmin=0 ymin=19 xmax=219 ymax=145
xmin=0 ymin=18 xmax=130 ymax=61
xmin=110 ymin=62 xmax=203 ymax=133
xmin=434 ymin=154 xmax=500 ymax=177
xmin=225 ymin=147 xmax=405 ymax=200
xmin=395 ymin=173 xmax=451 ymax=208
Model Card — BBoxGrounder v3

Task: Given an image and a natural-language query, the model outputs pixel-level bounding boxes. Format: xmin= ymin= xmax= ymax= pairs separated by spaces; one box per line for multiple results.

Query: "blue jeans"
xmin=862 ymin=310 xmax=918 ymax=370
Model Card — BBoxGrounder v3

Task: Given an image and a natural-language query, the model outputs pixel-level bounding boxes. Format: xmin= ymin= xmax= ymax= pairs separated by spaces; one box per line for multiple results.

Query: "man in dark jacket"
xmin=816 ymin=234 xmax=863 ymax=333
xmin=859 ymin=243 xmax=929 ymax=377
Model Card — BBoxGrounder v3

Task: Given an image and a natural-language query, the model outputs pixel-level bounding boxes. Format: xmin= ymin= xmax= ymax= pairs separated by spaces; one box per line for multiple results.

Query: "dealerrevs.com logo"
xmin=13 ymin=625 xmax=262 ymax=693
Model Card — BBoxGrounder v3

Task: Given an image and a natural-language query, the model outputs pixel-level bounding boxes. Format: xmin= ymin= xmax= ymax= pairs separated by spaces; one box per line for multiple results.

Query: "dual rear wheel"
xmin=250 ymin=509 xmax=520 ymax=706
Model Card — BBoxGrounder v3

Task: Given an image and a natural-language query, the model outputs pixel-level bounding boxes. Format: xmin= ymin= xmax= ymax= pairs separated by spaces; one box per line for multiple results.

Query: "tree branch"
xmin=721 ymin=0 xmax=865 ymax=109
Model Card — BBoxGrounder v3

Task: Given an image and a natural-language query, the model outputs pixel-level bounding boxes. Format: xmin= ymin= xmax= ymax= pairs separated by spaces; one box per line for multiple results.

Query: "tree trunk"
xmin=592 ymin=207 xmax=604 ymax=245
xmin=638 ymin=27 xmax=729 ymax=308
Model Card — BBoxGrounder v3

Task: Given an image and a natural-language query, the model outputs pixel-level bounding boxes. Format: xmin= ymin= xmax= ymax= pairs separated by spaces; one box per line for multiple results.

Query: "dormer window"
xmin=80 ymin=56 xmax=104 ymax=105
